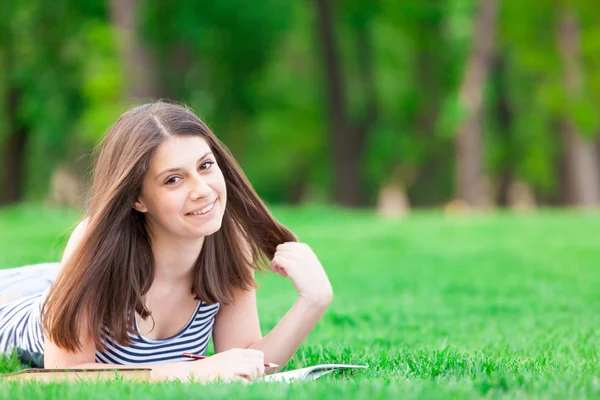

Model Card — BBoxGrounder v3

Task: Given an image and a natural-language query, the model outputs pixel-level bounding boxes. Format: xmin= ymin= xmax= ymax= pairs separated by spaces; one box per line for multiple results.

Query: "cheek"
xmin=150 ymin=190 xmax=185 ymax=216
xmin=215 ymin=172 xmax=227 ymax=200
xmin=209 ymin=167 xmax=226 ymax=193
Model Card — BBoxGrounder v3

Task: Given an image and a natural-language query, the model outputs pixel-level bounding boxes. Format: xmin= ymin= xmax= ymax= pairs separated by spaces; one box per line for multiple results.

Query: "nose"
xmin=189 ymin=175 xmax=212 ymax=200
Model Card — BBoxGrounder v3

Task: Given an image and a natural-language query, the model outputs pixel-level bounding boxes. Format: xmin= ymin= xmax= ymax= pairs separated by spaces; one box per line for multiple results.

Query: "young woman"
xmin=0 ymin=102 xmax=333 ymax=382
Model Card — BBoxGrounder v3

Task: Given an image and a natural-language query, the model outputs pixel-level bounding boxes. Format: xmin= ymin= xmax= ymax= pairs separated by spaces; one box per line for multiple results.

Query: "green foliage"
xmin=436 ymin=0 xmax=476 ymax=137
xmin=0 ymin=0 xmax=107 ymax=199
xmin=76 ymin=20 xmax=127 ymax=144
xmin=3 ymin=0 xmax=600 ymax=205
xmin=242 ymin=2 xmax=327 ymax=203
xmin=140 ymin=0 xmax=296 ymax=133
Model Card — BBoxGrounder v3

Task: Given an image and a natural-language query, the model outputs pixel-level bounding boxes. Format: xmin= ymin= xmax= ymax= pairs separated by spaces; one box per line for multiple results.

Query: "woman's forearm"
xmin=248 ymin=296 xmax=330 ymax=372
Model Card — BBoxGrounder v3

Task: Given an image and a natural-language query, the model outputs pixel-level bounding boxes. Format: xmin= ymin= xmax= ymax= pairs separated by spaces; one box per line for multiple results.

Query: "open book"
xmin=263 ymin=364 xmax=367 ymax=382
xmin=2 ymin=364 xmax=367 ymax=383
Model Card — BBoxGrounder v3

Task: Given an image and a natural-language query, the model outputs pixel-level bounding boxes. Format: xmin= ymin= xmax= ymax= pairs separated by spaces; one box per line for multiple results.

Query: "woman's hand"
xmin=157 ymin=348 xmax=266 ymax=382
xmin=270 ymin=242 xmax=333 ymax=308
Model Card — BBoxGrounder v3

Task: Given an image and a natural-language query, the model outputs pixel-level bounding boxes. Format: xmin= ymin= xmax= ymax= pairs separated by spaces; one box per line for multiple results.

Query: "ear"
xmin=133 ymin=197 xmax=148 ymax=213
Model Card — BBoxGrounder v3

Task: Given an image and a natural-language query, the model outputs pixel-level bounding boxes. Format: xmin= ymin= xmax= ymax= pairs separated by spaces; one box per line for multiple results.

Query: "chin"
xmin=192 ymin=218 xmax=223 ymax=238
xmin=203 ymin=225 xmax=223 ymax=237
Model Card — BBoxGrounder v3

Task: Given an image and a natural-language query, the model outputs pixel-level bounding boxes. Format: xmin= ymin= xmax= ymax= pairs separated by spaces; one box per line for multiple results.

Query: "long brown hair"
xmin=42 ymin=101 xmax=296 ymax=352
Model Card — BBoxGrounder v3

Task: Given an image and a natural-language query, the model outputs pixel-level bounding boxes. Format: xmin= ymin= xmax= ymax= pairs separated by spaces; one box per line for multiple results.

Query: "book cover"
xmin=1 ymin=368 xmax=152 ymax=383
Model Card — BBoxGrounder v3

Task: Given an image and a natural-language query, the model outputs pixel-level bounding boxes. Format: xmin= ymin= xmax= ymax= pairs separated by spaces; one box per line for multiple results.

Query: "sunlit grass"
xmin=1 ymin=204 xmax=600 ymax=398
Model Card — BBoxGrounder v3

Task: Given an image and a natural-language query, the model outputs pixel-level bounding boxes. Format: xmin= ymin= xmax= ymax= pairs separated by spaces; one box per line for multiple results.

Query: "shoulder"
xmin=73 ymin=218 xmax=89 ymax=237
xmin=61 ymin=218 xmax=89 ymax=264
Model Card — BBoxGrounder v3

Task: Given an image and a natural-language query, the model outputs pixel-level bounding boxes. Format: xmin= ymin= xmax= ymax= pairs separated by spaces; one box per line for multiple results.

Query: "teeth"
xmin=189 ymin=201 xmax=215 ymax=215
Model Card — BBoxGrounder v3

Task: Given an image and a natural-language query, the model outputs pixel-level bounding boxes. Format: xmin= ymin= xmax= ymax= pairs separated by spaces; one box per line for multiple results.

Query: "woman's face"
xmin=134 ymin=135 xmax=227 ymax=239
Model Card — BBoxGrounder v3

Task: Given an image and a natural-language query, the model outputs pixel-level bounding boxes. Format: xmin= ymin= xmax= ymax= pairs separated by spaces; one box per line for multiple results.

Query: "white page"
xmin=263 ymin=364 xmax=367 ymax=383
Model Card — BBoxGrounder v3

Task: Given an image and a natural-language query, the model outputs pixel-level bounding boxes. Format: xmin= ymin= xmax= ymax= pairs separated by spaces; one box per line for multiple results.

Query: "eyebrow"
xmin=155 ymin=151 xmax=213 ymax=179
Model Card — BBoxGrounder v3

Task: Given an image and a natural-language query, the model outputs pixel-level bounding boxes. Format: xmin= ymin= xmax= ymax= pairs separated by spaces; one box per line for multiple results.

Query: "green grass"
xmin=1 ymin=203 xmax=600 ymax=398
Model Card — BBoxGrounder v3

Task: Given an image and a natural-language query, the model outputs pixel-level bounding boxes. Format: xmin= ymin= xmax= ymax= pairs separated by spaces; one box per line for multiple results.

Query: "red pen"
xmin=182 ymin=352 xmax=279 ymax=368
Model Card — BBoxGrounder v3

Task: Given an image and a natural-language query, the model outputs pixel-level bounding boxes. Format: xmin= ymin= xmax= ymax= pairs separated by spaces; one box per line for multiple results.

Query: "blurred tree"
xmin=454 ymin=0 xmax=498 ymax=208
xmin=314 ymin=0 xmax=364 ymax=206
xmin=494 ymin=1 xmax=559 ymax=204
xmin=489 ymin=55 xmax=512 ymax=206
xmin=366 ymin=0 xmax=454 ymax=206
xmin=0 ymin=0 xmax=89 ymax=204
xmin=4 ymin=0 xmax=600 ymax=208
xmin=0 ymin=28 xmax=27 ymax=203
xmin=243 ymin=2 xmax=325 ymax=204
xmin=557 ymin=8 xmax=600 ymax=207
xmin=346 ymin=0 xmax=379 ymax=201
xmin=110 ymin=0 xmax=161 ymax=101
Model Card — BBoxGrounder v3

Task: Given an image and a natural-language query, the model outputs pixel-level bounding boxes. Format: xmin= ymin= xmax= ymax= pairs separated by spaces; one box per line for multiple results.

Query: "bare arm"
xmin=212 ymin=240 xmax=333 ymax=372
xmin=212 ymin=284 xmax=330 ymax=373
xmin=246 ymin=297 xmax=329 ymax=369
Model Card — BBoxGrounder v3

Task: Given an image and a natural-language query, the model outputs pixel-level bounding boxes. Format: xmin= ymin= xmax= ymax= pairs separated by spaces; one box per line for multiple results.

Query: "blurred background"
xmin=1 ymin=0 xmax=600 ymax=214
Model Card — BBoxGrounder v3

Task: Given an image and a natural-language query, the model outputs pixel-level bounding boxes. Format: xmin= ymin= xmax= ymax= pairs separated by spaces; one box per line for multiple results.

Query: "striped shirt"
xmin=0 ymin=285 xmax=221 ymax=365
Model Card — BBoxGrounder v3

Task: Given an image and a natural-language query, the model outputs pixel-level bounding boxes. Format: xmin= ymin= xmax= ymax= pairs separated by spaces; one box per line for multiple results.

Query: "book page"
xmin=263 ymin=364 xmax=367 ymax=383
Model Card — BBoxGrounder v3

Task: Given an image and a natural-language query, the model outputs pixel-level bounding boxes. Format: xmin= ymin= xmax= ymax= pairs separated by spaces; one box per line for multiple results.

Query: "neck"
xmin=146 ymin=225 xmax=205 ymax=287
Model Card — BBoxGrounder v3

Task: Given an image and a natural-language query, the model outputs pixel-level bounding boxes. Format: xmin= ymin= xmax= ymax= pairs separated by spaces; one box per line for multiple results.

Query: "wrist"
xmin=297 ymin=292 xmax=332 ymax=311
xmin=151 ymin=360 xmax=210 ymax=383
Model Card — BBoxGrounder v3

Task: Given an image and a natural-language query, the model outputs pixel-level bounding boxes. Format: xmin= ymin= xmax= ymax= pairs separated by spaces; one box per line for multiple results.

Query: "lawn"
xmin=1 ymin=203 xmax=600 ymax=399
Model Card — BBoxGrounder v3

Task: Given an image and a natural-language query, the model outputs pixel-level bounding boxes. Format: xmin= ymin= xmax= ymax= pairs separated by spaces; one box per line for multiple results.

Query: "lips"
xmin=185 ymin=199 xmax=217 ymax=216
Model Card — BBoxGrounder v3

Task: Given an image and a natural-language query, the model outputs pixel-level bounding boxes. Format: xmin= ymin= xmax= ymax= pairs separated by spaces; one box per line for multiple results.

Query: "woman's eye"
xmin=200 ymin=160 xmax=215 ymax=171
xmin=165 ymin=176 xmax=181 ymax=185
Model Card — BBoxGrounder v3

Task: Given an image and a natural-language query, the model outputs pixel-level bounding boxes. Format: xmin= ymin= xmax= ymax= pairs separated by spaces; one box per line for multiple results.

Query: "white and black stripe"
xmin=95 ymin=301 xmax=220 ymax=364
xmin=0 ymin=265 xmax=221 ymax=365
xmin=0 ymin=292 xmax=46 ymax=356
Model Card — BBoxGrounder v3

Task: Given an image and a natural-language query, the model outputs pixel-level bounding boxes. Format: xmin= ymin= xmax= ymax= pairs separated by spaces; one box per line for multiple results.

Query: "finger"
xmin=238 ymin=364 xmax=259 ymax=380
xmin=272 ymin=255 xmax=299 ymax=271
xmin=228 ymin=374 xmax=251 ymax=383
xmin=270 ymin=263 xmax=288 ymax=278
xmin=277 ymin=242 xmax=307 ymax=251
xmin=274 ymin=248 xmax=298 ymax=257
xmin=270 ymin=255 xmax=292 ymax=271
xmin=276 ymin=242 xmax=304 ymax=252
xmin=277 ymin=242 xmax=302 ymax=249
xmin=257 ymin=363 xmax=265 ymax=377
xmin=269 ymin=257 xmax=279 ymax=271
xmin=276 ymin=242 xmax=291 ymax=251
xmin=273 ymin=251 xmax=300 ymax=268
xmin=269 ymin=260 xmax=284 ymax=276
xmin=271 ymin=254 xmax=296 ymax=266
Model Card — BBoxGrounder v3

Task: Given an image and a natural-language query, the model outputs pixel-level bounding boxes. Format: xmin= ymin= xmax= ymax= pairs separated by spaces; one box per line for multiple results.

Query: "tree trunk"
xmin=354 ymin=13 xmax=377 ymax=148
xmin=0 ymin=34 xmax=28 ymax=205
xmin=557 ymin=10 xmax=600 ymax=208
xmin=167 ymin=44 xmax=192 ymax=100
xmin=110 ymin=0 xmax=161 ymax=102
xmin=412 ymin=20 xmax=448 ymax=206
xmin=454 ymin=0 xmax=498 ymax=208
xmin=315 ymin=0 xmax=364 ymax=207
xmin=493 ymin=54 xmax=514 ymax=207
xmin=1 ymin=88 xmax=28 ymax=204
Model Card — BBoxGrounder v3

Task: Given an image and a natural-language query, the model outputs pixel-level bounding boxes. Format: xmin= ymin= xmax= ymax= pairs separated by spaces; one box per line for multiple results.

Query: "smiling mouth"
xmin=186 ymin=199 xmax=217 ymax=216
